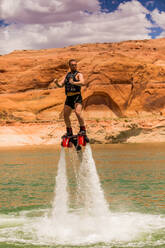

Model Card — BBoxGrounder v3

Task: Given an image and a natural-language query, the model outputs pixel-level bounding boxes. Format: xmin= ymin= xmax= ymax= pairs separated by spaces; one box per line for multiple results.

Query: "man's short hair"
xmin=69 ymin=59 xmax=77 ymax=65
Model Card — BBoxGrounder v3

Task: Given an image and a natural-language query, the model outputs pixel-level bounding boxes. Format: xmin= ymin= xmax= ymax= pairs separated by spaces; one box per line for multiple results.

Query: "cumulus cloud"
xmin=0 ymin=0 xmax=154 ymax=54
xmin=150 ymin=8 xmax=165 ymax=38
xmin=151 ymin=9 xmax=165 ymax=29
xmin=0 ymin=0 xmax=100 ymax=24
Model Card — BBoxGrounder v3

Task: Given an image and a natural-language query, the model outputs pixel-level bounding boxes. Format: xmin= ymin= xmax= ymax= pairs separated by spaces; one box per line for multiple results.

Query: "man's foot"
xmin=79 ymin=125 xmax=87 ymax=135
xmin=78 ymin=130 xmax=89 ymax=143
xmin=78 ymin=126 xmax=89 ymax=143
xmin=62 ymin=127 xmax=73 ymax=137
xmin=62 ymin=133 xmax=73 ymax=138
xmin=78 ymin=130 xmax=86 ymax=135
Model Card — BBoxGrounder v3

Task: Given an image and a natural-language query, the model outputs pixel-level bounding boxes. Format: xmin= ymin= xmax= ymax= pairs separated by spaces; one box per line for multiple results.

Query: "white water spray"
xmin=37 ymin=143 xmax=110 ymax=244
xmin=77 ymin=144 xmax=109 ymax=216
xmin=52 ymin=147 xmax=68 ymax=219
xmin=52 ymin=143 xmax=109 ymax=217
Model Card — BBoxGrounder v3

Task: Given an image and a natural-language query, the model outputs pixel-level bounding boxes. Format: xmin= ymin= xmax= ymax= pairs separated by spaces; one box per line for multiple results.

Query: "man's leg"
xmin=75 ymin=103 xmax=87 ymax=134
xmin=64 ymin=104 xmax=73 ymax=135
xmin=75 ymin=103 xmax=84 ymax=126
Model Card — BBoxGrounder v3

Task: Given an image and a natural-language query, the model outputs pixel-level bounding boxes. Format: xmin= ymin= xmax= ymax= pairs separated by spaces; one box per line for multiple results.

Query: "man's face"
xmin=69 ymin=62 xmax=77 ymax=70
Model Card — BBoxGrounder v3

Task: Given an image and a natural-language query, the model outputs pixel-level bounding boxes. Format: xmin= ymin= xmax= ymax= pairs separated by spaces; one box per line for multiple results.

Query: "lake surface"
xmin=0 ymin=143 xmax=165 ymax=248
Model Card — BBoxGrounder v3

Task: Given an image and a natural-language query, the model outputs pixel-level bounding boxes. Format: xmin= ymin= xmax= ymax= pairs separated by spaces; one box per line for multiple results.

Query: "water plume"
xmin=52 ymin=147 xmax=68 ymax=219
xmin=77 ymin=144 xmax=109 ymax=216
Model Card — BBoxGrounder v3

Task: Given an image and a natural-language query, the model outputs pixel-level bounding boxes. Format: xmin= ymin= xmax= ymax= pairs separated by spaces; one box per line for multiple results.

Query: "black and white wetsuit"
xmin=64 ymin=70 xmax=82 ymax=109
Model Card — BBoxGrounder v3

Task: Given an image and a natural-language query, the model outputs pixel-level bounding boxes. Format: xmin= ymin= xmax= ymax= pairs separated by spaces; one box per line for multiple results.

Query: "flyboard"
xmin=61 ymin=133 xmax=89 ymax=151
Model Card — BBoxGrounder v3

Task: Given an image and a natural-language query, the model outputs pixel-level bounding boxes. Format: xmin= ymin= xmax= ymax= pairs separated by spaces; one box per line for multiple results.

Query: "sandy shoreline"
xmin=0 ymin=116 xmax=165 ymax=148
xmin=0 ymin=122 xmax=63 ymax=147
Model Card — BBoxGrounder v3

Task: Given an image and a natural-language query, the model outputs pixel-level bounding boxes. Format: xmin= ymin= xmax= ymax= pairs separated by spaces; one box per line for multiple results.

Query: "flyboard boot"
xmin=61 ymin=127 xmax=81 ymax=151
xmin=61 ymin=126 xmax=89 ymax=150
xmin=61 ymin=127 xmax=73 ymax=148
xmin=77 ymin=126 xmax=89 ymax=146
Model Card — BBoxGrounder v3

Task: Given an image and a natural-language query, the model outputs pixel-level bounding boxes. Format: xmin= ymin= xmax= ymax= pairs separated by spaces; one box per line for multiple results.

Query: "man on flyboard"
xmin=53 ymin=59 xmax=89 ymax=148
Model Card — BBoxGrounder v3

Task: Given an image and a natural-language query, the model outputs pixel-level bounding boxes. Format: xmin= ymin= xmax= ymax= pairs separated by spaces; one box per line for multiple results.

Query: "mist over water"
xmin=0 ymin=144 xmax=165 ymax=247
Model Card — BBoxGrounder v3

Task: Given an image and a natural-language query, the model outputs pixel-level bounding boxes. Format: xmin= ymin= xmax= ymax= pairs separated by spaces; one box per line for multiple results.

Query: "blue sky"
xmin=100 ymin=0 xmax=165 ymax=11
xmin=0 ymin=0 xmax=165 ymax=54
xmin=99 ymin=0 xmax=165 ymax=38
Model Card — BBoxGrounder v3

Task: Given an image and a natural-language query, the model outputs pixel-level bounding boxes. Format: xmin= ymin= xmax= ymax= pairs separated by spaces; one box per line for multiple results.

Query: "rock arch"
xmin=83 ymin=91 xmax=123 ymax=117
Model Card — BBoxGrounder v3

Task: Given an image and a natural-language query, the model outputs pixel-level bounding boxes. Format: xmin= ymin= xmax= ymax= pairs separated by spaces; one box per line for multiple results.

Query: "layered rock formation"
xmin=0 ymin=38 xmax=165 ymax=145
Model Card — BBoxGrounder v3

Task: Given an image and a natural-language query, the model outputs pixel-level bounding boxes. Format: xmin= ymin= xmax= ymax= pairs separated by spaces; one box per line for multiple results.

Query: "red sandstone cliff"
xmin=0 ymin=38 xmax=165 ymax=145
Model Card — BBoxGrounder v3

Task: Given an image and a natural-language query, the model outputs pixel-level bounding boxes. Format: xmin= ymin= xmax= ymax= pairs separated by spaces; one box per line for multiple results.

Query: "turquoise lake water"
xmin=0 ymin=143 xmax=165 ymax=248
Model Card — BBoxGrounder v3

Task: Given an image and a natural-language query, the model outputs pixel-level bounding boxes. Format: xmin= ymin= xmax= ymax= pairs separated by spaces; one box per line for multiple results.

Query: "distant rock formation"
xmin=0 ymin=38 xmax=165 ymax=124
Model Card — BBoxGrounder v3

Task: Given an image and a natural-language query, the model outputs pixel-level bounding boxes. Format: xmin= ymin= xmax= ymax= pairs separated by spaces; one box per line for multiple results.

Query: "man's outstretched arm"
xmin=53 ymin=77 xmax=65 ymax=88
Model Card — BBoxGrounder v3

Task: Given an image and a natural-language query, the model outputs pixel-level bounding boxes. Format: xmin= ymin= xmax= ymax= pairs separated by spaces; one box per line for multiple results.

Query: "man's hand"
xmin=69 ymin=77 xmax=74 ymax=85
xmin=52 ymin=77 xmax=65 ymax=88
xmin=53 ymin=79 xmax=58 ymax=84
xmin=68 ymin=73 xmax=85 ymax=86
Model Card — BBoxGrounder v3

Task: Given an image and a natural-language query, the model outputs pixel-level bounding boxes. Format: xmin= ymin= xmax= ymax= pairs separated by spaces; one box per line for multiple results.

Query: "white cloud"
xmin=0 ymin=0 xmax=154 ymax=54
xmin=118 ymin=0 xmax=149 ymax=16
xmin=151 ymin=9 xmax=165 ymax=29
xmin=0 ymin=0 xmax=100 ymax=24
xmin=157 ymin=31 xmax=165 ymax=38
xmin=150 ymin=9 xmax=165 ymax=38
